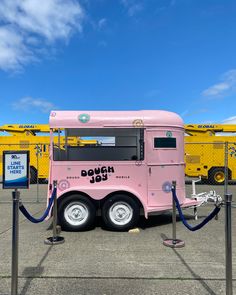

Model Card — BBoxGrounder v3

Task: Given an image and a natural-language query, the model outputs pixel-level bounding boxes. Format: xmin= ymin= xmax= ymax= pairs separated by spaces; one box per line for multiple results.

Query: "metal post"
xmin=36 ymin=147 xmax=39 ymax=203
xmin=225 ymin=193 xmax=233 ymax=295
xmin=224 ymin=142 xmax=229 ymax=196
xmin=193 ymin=206 xmax=198 ymax=220
xmin=163 ymin=181 xmax=185 ymax=248
xmin=44 ymin=181 xmax=65 ymax=245
xmin=52 ymin=181 xmax=58 ymax=240
xmin=191 ymin=178 xmax=201 ymax=221
xmin=172 ymin=182 xmax=177 ymax=243
xmin=58 ymin=129 xmax=61 ymax=160
xmin=11 ymin=189 xmax=20 ymax=295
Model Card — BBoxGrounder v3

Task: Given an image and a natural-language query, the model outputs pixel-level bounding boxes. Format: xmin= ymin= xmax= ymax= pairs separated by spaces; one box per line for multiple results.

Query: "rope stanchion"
xmin=172 ymin=187 xmax=221 ymax=232
xmin=11 ymin=189 xmax=20 ymax=295
xmin=19 ymin=188 xmax=56 ymax=223
xmin=164 ymin=181 xmax=222 ymax=248
xmin=19 ymin=181 xmax=65 ymax=246
xmin=225 ymin=193 xmax=233 ymax=295
xmin=163 ymin=182 xmax=232 ymax=295
xmin=163 ymin=181 xmax=185 ymax=248
xmin=44 ymin=181 xmax=65 ymax=245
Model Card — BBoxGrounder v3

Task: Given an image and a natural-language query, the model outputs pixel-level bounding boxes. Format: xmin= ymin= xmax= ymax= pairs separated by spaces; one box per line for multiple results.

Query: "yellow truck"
xmin=2 ymin=123 xmax=235 ymax=185
xmin=0 ymin=124 xmax=97 ymax=183
xmin=184 ymin=124 xmax=236 ymax=184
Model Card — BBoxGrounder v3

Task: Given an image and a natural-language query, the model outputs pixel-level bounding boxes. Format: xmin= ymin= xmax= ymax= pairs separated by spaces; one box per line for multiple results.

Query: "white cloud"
xmin=202 ymin=83 xmax=230 ymax=96
xmin=121 ymin=0 xmax=143 ymax=16
xmin=0 ymin=26 xmax=35 ymax=72
xmin=181 ymin=108 xmax=208 ymax=118
xmin=222 ymin=116 xmax=236 ymax=124
xmin=0 ymin=0 xmax=84 ymax=71
xmin=202 ymin=69 xmax=236 ymax=98
xmin=98 ymin=18 xmax=107 ymax=30
xmin=12 ymin=97 xmax=57 ymax=113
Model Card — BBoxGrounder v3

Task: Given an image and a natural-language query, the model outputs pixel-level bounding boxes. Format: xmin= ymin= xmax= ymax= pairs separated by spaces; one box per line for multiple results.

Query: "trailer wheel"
xmin=209 ymin=168 xmax=226 ymax=185
xmin=30 ymin=166 xmax=37 ymax=184
xmin=102 ymin=194 xmax=139 ymax=231
xmin=58 ymin=195 xmax=96 ymax=231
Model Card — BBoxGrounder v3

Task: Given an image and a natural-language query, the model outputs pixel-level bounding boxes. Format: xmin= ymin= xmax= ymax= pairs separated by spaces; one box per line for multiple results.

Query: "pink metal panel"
xmin=51 ymin=162 xmax=147 ymax=197
xmin=50 ymin=161 xmax=149 ymax=215
xmin=146 ymin=128 xmax=186 ymax=207
xmin=146 ymin=129 xmax=184 ymax=164
xmin=49 ymin=110 xmax=184 ymax=129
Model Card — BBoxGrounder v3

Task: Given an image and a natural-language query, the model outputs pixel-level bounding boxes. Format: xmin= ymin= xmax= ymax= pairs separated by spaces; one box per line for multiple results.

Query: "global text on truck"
xmin=48 ymin=110 xmax=198 ymax=231
xmin=184 ymin=124 xmax=236 ymax=184
xmin=0 ymin=124 xmax=52 ymax=183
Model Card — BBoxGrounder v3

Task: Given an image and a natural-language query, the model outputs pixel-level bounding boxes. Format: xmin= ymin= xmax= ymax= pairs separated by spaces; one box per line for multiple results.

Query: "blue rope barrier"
xmin=172 ymin=188 xmax=221 ymax=231
xmin=19 ymin=188 xmax=57 ymax=223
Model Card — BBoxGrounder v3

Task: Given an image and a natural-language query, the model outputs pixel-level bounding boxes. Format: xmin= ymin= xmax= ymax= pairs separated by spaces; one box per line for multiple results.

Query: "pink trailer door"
xmin=146 ymin=128 xmax=185 ymax=209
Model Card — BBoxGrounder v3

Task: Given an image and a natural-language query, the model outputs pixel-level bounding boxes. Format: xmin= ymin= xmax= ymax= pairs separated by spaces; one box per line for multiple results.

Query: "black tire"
xmin=30 ymin=166 xmax=37 ymax=184
xmin=209 ymin=168 xmax=226 ymax=185
xmin=58 ymin=194 xmax=96 ymax=231
xmin=102 ymin=194 xmax=139 ymax=231
xmin=39 ymin=178 xmax=47 ymax=184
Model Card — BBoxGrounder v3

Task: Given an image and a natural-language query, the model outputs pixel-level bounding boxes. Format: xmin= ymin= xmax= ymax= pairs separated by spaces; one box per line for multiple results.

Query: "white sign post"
xmin=2 ymin=151 xmax=29 ymax=295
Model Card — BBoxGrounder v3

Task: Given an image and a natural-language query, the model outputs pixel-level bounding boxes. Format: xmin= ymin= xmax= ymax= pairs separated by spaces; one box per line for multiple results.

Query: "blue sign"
xmin=3 ymin=151 xmax=29 ymax=189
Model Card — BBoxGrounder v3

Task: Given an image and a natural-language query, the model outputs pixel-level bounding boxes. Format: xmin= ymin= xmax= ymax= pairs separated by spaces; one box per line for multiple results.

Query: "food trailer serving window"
xmin=54 ymin=128 xmax=144 ymax=161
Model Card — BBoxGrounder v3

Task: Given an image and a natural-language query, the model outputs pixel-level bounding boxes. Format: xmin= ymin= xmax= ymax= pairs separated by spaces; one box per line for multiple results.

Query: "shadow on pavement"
xmin=21 ymin=245 xmax=53 ymax=295
xmin=160 ymin=233 xmax=217 ymax=295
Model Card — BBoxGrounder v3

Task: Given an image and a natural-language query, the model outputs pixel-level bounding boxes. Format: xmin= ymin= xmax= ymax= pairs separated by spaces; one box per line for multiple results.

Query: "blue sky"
xmin=0 ymin=0 xmax=235 ymax=125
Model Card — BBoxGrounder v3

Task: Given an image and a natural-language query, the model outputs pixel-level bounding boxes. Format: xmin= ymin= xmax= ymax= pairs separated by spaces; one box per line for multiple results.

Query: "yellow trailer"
xmin=0 ymin=124 xmax=98 ymax=183
xmin=184 ymin=124 xmax=236 ymax=184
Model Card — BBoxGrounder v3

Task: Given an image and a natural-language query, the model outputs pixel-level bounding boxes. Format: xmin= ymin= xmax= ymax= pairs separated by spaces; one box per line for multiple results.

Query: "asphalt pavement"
xmin=0 ymin=184 xmax=235 ymax=295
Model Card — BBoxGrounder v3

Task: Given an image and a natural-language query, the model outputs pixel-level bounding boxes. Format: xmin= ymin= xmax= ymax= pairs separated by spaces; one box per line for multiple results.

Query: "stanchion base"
xmin=44 ymin=236 xmax=65 ymax=245
xmin=163 ymin=239 xmax=185 ymax=248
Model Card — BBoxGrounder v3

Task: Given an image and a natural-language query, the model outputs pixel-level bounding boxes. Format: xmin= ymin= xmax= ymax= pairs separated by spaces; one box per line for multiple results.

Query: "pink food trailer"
xmin=48 ymin=110 xmax=197 ymax=231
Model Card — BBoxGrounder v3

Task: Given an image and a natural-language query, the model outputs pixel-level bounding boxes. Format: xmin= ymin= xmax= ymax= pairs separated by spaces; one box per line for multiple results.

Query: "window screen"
xmin=154 ymin=137 xmax=176 ymax=148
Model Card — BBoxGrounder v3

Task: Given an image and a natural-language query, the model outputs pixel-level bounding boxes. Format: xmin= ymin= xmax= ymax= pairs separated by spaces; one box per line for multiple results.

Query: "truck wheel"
xmin=30 ymin=166 xmax=37 ymax=184
xmin=209 ymin=168 xmax=225 ymax=185
xmin=58 ymin=195 xmax=96 ymax=231
xmin=102 ymin=194 xmax=139 ymax=231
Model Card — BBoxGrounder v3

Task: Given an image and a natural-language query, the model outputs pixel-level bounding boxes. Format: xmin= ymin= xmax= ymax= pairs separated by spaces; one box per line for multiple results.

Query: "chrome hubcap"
xmin=109 ymin=202 xmax=133 ymax=226
xmin=64 ymin=202 xmax=88 ymax=226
